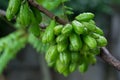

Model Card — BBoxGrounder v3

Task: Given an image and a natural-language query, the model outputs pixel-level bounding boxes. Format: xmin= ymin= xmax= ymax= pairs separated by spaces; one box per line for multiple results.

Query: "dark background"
xmin=0 ymin=0 xmax=120 ymax=80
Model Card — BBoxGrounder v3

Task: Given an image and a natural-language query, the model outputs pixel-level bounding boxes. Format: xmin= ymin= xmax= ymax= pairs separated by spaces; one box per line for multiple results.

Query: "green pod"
xmin=17 ymin=2 xmax=31 ymax=27
xmin=42 ymin=20 xmax=56 ymax=43
xmin=69 ymin=43 xmax=74 ymax=51
xmin=89 ymin=47 xmax=100 ymax=55
xmin=57 ymin=41 xmax=68 ymax=52
xmin=81 ymin=44 xmax=90 ymax=53
xmin=56 ymin=34 xmax=67 ymax=43
xmin=29 ymin=24 xmax=40 ymax=37
xmin=59 ymin=51 xmax=71 ymax=64
xmin=82 ymin=21 xmax=96 ymax=31
xmin=71 ymin=52 xmax=79 ymax=63
xmin=94 ymin=27 xmax=104 ymax=35
xmin=6 ymin=0 xmax=21 ymax=21
xmin=83 ymin=35 xmax=97 ymax=49
xmin=96 ymin=36 xmax=107 ymax=47
xmin=90 ymin=33 xmax=100 ymax=39
xmin=69 ymin=63 xmax=77 ymax=73
xmin=31 ymin=7 xmax=42 ymax=23
xmin=89 ymin=20 xmax=95 ymax=24
xmin=72 ymin=20 xmax=84 ymax=35
xmin=42 ymin=33 xmax=48 ymax=43
xmin=61 ymin=24 xmax=73 ymax=36
xmin=78 ymin=62 xmax=88 ymax=73
xmin=56 ymin=59 xmax=68 ymax=74
xmin=54 ymin=25 xmax=63 ymax=35
xmin=87 ymin=54 xmax=97 ymax=65
xmin=75 ymin=12 xmax=94 ymax=22
xmin=82 ymin=27 xmax=89 ymax=36
xmin=45 ymin=45 xmax=59 ymax=67
xmin=62 ymin=69 xmax=70 ymax=76
xmin=69 ymin=33 xmax=82 ymax=51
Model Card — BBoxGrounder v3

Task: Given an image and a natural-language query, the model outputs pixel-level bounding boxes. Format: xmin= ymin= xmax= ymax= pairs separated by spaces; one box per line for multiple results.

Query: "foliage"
xmin=0 ymin=30 xmax=27 ymax=74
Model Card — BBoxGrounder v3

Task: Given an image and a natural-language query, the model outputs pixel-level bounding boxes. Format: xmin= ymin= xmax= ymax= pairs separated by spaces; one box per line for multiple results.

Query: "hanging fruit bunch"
xmin=0 ymin=0 xmax=108 ymax=76
xmin=43 ymin=13 xmax=107 ymax=76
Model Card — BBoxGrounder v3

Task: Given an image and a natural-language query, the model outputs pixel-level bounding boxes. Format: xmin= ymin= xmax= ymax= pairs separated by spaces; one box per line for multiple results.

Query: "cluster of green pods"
xmin=6 ymin=0 xmax=42 ymax=37
xmin=42 ymin=12 xmax=107 ymax=76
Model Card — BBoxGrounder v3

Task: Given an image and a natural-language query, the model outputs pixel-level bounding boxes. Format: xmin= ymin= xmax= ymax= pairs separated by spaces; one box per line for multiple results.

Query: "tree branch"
xmin=28 ymin=0 xmax=67 ymax=25
xmin=28 ymin=0 xmax=120 ymax=71
xmin=99 ymin=47 xmax=120 ymax=70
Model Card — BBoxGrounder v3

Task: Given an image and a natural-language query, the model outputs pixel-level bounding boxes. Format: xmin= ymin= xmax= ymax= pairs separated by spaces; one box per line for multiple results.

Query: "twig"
xmin=28 ymin=0 xmax=67 ymax=25
xmin=28 ymin=0 xmax=120 ymax=71
xmin=99 ymin=47 xmax=120 ymax=70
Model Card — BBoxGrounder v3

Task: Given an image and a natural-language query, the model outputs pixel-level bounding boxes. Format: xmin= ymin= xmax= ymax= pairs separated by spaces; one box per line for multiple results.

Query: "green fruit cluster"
xmin=42 ymin=12 xmax=107 ymax=76
xmin=6 ymin=0 xmax=42 ymax=37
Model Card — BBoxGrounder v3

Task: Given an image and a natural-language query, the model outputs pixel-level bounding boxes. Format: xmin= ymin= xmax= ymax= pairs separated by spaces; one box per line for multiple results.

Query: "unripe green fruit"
xmin=57 ymin=41 xmax=68 ymax=52
xmin=69 ymin=63 xmax=77 ymax=73
xmin=79 ymin=63 xmax=88 ymax=73
xmin=89 ymin=20 xmax=95 ymax=24
xmin=71 ymin=52 xmax=79 ymax=63
xmin=94 ymin=27 xmax=104 ymax=35
xmin=69 ymin=33 xmax=82 ymax=51
xmin=81 ymin=44 xmax=90 ymax=52
xmin=87 ymin=54 xmax=97 ymax=65
xmin=89 ymin=47 xmax=100 ymax=55
xmin=82 ymin=21 xmax=96 ymax=31
xmin=96 ymin=36 xmax=107 ymax=47
xmin=6 ymin=0 xmax=21 ymax=21
xmin=54 ymin=25 xmax=63 ymax=35
xmin=75 ymin=12 xmax=94 ymax=22
xmin=17 ymin=2 xmax=31 ymax=27
xmin=61 ymin=24 xmax=73 ymax=36
xmin=72 ymin=20 xmax=84 ymax=35
xmin=62 ymin=69 xmax=69 ymax=76
xmin=56 ymin=59 xmax=68 ymax=74
xmin=90 ymin=33 xmax=100 ymax=39
xmin=45 ymin=45 xmax=59 ymax=67
xmin=59 ymin=51 xmax=70 ymax=64
xmin=42 ymin=20 xmax=56 ymax=43
xmin=56 ymin=34 xmax=67 ymax=43
xmin=83 ymin=35 xmax=97 ymax=49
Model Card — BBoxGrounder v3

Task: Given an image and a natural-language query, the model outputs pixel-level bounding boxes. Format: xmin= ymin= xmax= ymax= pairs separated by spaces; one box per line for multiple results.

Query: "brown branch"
xmin=99 ymin=47 xmax=120 ymax=70
xmin=28 ymin=0 xmax=67 ymax=25
xmin=28 ymin=0 xmax=120 ymax=71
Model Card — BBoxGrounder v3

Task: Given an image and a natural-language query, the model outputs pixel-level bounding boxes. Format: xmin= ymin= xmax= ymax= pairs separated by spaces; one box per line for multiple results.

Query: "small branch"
xmin=28 ymin=0 xmax=120 ymax=71
xmin=28 ymin=0 xmax=67 ymax=25
xmin=99 ymin=47 xmax=120 ymax=70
